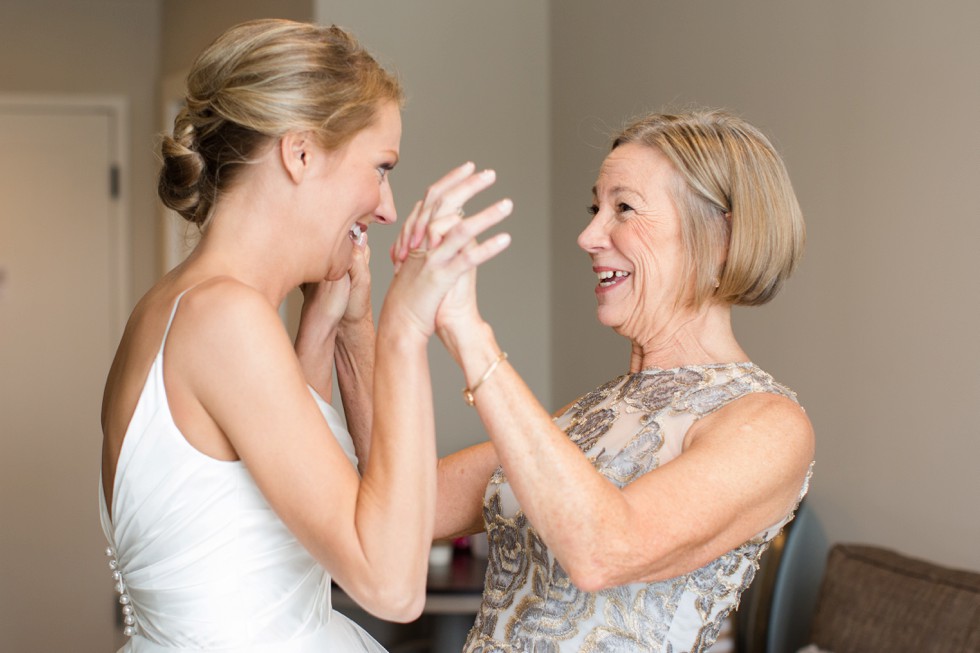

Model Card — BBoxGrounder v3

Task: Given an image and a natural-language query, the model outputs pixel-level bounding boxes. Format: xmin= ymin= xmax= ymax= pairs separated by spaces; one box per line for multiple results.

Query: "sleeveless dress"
xmin=99 ymin=292 xmax=387 ymax=652
xmin=464 ymin=363 xmax=813 ymax=653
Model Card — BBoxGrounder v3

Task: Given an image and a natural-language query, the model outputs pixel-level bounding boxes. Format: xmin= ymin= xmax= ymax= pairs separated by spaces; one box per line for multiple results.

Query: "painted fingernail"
xmin=481 ymin=169 xmax=495 ymax=180
xmin=499 ymin=198 xmax=513 ymax=212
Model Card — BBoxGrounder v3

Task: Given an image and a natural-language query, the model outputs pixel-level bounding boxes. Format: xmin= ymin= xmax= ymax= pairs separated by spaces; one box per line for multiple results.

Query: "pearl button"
xmin=105 ymin=542 xmax=136 ymax=637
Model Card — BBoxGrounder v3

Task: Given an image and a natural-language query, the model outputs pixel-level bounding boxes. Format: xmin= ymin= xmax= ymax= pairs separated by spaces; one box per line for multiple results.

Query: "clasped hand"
xmin=387 ymin=162 xmax=512 ymax=339
xmin=298 ymin=234 xmax=372 ymax=339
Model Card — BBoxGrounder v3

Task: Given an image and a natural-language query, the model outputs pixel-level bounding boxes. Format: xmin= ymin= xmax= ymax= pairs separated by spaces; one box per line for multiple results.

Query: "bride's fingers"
xmin=404 ymin=162 xmax=475 ymax=252
xmin=428 ymin=198 xmax=513 ymax=264
xmin=394 ymin=200 xmax=424 ymax=263
xmin=420 ymin=161 xmax=476 ymax=209
xmin=394 ymin=163 xmax=503 ymax=268
xmin=412 ymin=170 xmax=497 ymax=249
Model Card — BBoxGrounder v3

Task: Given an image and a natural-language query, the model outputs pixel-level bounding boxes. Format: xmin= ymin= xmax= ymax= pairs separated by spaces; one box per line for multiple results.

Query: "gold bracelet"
xmin=462 ymin=351 xmax=508 ymax=406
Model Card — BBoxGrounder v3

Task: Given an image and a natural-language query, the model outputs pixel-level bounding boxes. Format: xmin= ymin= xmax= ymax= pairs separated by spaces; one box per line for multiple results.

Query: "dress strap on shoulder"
xmin=159 ymin=286 xmax=198 ymax=354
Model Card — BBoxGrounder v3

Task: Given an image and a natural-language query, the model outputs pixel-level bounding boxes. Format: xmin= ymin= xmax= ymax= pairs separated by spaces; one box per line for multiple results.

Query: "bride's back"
xmin=99 ymin=285 xmax=334 ymax=647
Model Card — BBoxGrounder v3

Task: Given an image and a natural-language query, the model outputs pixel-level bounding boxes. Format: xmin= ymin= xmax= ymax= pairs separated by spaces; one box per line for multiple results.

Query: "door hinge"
xmin=109 ymin=165 xmax=120 ymax=199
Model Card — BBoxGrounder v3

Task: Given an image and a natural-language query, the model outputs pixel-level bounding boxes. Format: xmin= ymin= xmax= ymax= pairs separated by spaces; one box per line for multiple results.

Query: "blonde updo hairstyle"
xmin=612 ymin=110 xmax=805 ymax=307
xmin=159 ymin=19 xmax=403 ymax=228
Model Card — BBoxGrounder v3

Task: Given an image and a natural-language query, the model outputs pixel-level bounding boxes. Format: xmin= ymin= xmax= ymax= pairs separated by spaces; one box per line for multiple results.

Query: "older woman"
xmin=405 ymin=109 xmax=814 ymax=652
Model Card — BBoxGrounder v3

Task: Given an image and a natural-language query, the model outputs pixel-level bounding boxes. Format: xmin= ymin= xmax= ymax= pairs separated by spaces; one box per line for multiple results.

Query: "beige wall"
xmin=550 ymin=1 xmax=980 ymax=571
xmin=161 ymin=0 xmax=312 ymax=77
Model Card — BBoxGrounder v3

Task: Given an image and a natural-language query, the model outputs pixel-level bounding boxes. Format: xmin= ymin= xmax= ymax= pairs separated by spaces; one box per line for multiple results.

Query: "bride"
xmin=99 ymin=19 xmax=511 ymax=652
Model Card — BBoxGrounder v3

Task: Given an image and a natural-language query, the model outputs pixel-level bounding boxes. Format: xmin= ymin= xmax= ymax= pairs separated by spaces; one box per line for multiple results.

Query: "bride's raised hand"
xmin=382 ymin=196 xmax=512 ymax=340
xmin=390 ymin=162 xmax=497 ymax=269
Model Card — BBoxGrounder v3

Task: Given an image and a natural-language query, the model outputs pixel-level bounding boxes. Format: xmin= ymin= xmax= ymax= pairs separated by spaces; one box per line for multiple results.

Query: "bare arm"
xmin=333 ymin=242 xmax=375 ymax=470
xmin=439 ymin=320 xmax=814 ymax=592
xmin=433 ymin=397 xmax=579 ymax=541
xmin=294 ymin=240 xmax=375 ymax=472
xmin=335 ymin=315 xmax=374 ymax=473
xmin=293 ymin=281 xmax=339 ymax=403
xmin=176 ymin=283 xmax=433 ymax=621
xmin=435 ymin=441 xmax=498 ymax=540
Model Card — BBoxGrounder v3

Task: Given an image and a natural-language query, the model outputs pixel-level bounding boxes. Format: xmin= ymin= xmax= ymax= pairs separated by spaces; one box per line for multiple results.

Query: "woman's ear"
xmin=280 ymin=131 xmax=311 ymax=184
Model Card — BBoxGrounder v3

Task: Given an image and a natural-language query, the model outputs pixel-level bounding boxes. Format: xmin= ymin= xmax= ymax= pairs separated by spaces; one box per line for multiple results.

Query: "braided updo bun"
xmin=158 ymin=19 xmax=403 ymax=228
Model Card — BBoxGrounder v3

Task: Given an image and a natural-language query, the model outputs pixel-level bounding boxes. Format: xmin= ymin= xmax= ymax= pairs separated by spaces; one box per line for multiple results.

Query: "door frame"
xmin=0 ymin=94 xmax=130 ymax=339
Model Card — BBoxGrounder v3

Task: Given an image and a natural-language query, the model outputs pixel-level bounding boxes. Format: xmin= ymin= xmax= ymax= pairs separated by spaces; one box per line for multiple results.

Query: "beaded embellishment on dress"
xmin=105 ymin=545 xmax=137 ymax=637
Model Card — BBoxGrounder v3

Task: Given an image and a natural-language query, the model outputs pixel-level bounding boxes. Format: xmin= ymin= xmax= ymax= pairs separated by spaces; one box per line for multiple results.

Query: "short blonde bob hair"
xmin=612 ymin=110 xmax=805 ymax=307
xmin=159 ymin=19 xmax=403 ymax=228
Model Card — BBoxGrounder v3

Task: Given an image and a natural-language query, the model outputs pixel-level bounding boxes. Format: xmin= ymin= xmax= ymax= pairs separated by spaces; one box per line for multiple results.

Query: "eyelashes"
xmin=377 ymin=163 xmax=395 ymax=183
xmin=586 ymin=202 xmax=635 ymax=217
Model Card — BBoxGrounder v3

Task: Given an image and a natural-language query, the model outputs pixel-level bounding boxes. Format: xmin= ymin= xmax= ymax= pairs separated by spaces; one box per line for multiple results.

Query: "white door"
xmin=0 ymin=98 xmax=126 ymax=652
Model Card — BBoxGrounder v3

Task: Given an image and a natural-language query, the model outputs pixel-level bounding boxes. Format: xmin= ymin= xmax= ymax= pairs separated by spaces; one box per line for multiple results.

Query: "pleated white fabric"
xmin=99 ymin=292 xmax=386 ymax=652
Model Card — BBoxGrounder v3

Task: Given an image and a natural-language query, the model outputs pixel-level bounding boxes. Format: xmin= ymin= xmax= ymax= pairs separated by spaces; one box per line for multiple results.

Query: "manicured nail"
xmin=499 ymin=198 xmax=513 ymax=212
xmin=481 ymin=169 xmax=495 ymax=180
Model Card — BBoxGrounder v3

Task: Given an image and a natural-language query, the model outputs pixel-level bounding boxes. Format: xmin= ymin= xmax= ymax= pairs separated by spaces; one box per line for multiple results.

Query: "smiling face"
xmin=579 ymin=143 xmax=695 ymax=340
xmin=307 ymin=101 xmax=402 ymax=280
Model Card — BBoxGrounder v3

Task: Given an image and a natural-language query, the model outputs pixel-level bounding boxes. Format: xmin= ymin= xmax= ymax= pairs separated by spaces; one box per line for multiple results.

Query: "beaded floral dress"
xmin=98 ymin=292 xmax=388 ymax=652
xmin=463 ymin=363 xmax=812 ymax=653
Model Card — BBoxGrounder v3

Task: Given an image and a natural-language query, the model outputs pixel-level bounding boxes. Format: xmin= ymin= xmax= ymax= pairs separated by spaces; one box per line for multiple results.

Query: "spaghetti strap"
xmin=157 ymin=282 xmax=217 ymax=358
xmin=158 ymin=288 xmax=194 ymax=354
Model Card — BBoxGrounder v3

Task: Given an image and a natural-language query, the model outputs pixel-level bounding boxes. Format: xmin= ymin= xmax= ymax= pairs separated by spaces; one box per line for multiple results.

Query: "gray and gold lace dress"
xmin=463 ymin=362 xmax=812 ymax=653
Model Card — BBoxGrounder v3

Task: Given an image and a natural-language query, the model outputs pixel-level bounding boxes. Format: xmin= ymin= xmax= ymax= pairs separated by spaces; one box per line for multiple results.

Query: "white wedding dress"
xmin=99 ymin=293 xmax=388 ymax=652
